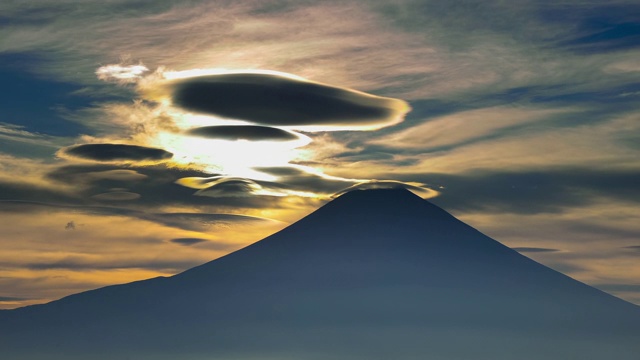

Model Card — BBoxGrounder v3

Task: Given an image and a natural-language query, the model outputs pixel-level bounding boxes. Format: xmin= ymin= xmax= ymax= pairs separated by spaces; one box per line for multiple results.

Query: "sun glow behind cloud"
xmin=151 ymin=133 xmax=310 ymax=180
xmin=89 ymin=64 xmax=416 ymax=193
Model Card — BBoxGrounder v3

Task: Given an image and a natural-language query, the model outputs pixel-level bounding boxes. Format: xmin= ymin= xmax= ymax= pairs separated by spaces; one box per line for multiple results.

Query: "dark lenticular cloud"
xmin=332 ymin=180 xmax=437 ymax=199
xmin=187 ymin=125 xmax=300 ymax=141
xmin=59 ymin=144 xmax=173 ymax=162
xmin=170 ymin=73 xmax=409 ymax=129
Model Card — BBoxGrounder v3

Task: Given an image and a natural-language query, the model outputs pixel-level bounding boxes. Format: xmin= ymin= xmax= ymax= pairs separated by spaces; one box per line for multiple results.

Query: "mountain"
xmin=1 ymin=188 xmax=639 ymax=359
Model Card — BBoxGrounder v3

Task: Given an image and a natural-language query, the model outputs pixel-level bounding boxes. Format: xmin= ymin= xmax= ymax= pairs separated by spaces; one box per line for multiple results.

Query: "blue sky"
xmin=0 ymin=0 xmax=639 ymax=308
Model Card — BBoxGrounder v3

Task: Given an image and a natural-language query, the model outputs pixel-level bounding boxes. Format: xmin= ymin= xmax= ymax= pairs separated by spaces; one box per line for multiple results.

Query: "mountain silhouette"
xmin=1 ymin=188 xmax=639 ymax=359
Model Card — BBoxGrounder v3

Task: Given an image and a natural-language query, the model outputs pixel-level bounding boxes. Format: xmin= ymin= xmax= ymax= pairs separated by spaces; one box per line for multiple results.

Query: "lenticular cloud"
xmin=58 ymin=144 xmax=173 ymax=163
xmin=168 ymin=72 xmax=410 ymax=130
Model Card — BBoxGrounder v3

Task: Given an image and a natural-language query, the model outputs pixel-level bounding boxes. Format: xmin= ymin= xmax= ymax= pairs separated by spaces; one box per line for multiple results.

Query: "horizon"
xmin=1 ymin=0 xmax=640 ymax=310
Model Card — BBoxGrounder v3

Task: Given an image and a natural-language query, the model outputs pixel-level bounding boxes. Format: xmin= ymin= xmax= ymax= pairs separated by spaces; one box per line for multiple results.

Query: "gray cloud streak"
xmin=0 ymin=200 xmax=278 ymax=232
xmin=26 ymin=257 xmax=204 ymax=272
xmin=169 ymin=238 xmax=208 ymax=246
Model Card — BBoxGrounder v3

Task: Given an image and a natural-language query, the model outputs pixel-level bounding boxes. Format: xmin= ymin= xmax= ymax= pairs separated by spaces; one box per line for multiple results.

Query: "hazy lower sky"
xmin=1 ymin=0 xmax=639 ymax=308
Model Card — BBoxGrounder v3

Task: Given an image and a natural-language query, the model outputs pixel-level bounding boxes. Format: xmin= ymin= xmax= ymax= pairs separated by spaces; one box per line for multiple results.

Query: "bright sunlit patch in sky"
xmin=149 ymin=131 xmax=310 ymax=180
xmin=96 ymin=64 xmax=149 ymax=83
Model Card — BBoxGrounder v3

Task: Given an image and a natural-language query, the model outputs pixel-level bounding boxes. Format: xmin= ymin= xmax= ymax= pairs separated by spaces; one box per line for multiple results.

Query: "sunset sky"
xmin=1 ymin=0 xmax=639 ymax=309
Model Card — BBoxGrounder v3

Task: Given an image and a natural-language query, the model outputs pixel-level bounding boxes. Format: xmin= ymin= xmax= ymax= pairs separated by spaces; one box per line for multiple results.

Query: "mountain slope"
xmin=1 ymin=188 xmax=639 ymax=360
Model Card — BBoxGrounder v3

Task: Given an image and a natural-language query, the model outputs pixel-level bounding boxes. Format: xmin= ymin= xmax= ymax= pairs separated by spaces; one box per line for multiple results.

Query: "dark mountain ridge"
xmin=1 ymin=188 xmax=639 ymax=359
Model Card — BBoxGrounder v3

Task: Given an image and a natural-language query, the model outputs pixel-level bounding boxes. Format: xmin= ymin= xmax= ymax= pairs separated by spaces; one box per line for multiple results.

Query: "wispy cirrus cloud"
xmin=370 ymin=106 xmax=575 ymax=151
xmin=329 ymin=110 xmax=639 ymax=178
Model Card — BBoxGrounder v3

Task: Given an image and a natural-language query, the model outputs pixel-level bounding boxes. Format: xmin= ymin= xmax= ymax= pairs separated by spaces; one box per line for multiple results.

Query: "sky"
xmin=0 ymin=0 xmax=639 ymax=309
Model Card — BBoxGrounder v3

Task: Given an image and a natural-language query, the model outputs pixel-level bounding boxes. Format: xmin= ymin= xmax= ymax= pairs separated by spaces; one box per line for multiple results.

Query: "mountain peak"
xmin=332 ymin=186 xmax=423 ymax=205
xmin=2 ymin=186 xmax=640 ymax=360
xmin=335 ymin=186 xmax=417 ymax=197
xmin=312 ymin=187 xmax=452 ymax=220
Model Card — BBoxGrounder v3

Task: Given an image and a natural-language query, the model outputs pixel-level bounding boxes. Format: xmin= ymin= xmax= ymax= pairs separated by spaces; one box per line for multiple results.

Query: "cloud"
xmin=58 ymin=143 xmax=173 ymax=163
xmin=0 ymin=122 xmax=45 ymax=139
xmin=91 ymin=191 xmax=141 ymax=201
xmin=555 ymin=5 xmax=640 ymax=54
xmin=0 ymin=296 xmax=28 ymax=302
xmin=25 ymin=256 xmax=204 ymax=272
xmin=3 ymin=0 xmax=639 ymax=103
xmin=165 ymin=72 xmax=410 ymax=131
xmin=0 ymin=179 xmax=79 ymax=205
xmin=0 ymin=1 xmax=444 ymax=99
xmin=177 ymin=176 xmax=311 ymax=198
xmin=0 ymin=199 xmax=281 ymax=233
xmin=168 ymin=238 xmax=236 ymax=251
xmin=0 ymin=122 xmax=67 ymax=159
xmin=174 ymin=167 xmax=364 ymax=199
xmin=354 ymin=111 xmax=640 ymax=177
xmin=48 ymin=164 xmax=227 ymax=207
xmin=44 ymin=164 xmax=301 ymax=210
xmin=177 ymin=176 xmax=268 ymax=195
xmin=148 ymin=212 xmax=279 ymax=232
xmin=95 ymin=63 xmax=149 ymax=83
xmin=169 ymin=238 xmax=208 ymax=246
xmin=512 ymin=247 xmax=561 ymax=253
xmin=187 ymin=125 xmax=302 ymax=142
xmin=370 ymin=106 xmax=574 ymax=151
xmin=253 ymin=165 xmax=356 ymax=194
xmin=47 ymin=164 xmax=213 ymax=186
xmin=332 ymin=180 xmax=438 ymax=199
xmin=85 ymin=169 xmax=148 ymax=181
xmin=385 ymin=167 xmax=640 ymax=215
